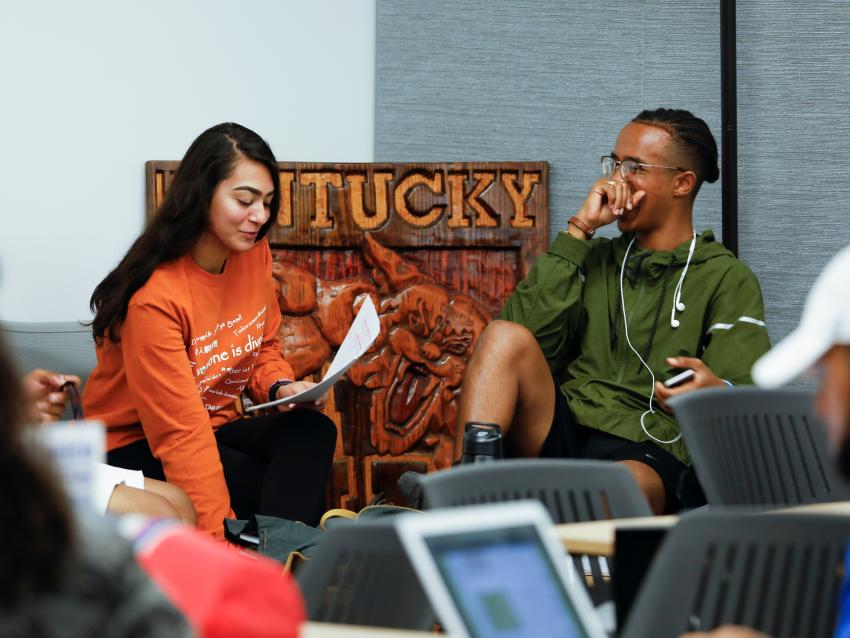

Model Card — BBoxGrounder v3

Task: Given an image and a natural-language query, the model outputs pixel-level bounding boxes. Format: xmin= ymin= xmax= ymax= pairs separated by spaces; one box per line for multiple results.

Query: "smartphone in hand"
xmin=663 ymin=368 xmax=696 ymax=389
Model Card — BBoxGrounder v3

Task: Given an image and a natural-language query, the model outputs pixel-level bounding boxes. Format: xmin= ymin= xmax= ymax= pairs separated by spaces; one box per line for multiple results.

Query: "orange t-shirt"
xmin=83 ymin=240 xmax=293 ymax=537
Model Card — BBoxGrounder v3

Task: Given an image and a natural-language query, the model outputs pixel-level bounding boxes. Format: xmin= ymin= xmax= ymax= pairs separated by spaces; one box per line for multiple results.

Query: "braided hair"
xmin=632 ymin=108 xmax=719 ymax=196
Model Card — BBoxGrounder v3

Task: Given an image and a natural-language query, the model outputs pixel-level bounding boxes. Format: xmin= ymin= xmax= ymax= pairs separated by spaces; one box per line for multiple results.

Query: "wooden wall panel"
xmin=146 ymin=161 xmax=549 ymax=510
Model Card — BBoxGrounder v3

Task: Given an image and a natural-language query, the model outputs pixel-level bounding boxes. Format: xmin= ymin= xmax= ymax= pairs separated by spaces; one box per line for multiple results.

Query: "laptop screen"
xmin=424 ymin=524 xmax=591 ymax=638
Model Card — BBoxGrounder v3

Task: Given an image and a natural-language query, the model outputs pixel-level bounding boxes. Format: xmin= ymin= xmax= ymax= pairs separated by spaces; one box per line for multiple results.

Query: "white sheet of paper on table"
xmin=246 ymin=295 xmax=380 ymax=411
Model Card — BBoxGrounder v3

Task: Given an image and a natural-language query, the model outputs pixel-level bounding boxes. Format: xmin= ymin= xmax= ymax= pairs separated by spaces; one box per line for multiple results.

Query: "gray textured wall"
xmin=737 ymin=1 xmax=850 ymax=344
xmin=376 ymin=0 xmax=850 ymax=345
xmin=376 ymin=1 xmax=721 ymax=240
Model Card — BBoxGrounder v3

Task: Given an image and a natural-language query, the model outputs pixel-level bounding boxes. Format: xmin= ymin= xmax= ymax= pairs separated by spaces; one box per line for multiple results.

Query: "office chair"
xmin=670 ymin=387 xmax=850 ymax=507
xmin=420 ymin=458 xmax=653 ymax=522
xmin=296 ymin=521 xmax=436 ymax=631
xmin=621 ymin=511 xmax=850 ymax=638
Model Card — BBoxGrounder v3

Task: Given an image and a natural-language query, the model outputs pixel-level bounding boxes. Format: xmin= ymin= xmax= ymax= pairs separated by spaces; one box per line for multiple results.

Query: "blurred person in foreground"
xmin=11 ymin=360 xmax=305 ymax=637
xmin=0 ymin=337 xmax=189 ymax=636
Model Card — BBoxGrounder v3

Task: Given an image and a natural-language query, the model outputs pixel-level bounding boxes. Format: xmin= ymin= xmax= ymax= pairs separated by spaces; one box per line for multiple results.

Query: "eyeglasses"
xmin=600 ymin=155 xmax=683 ymax=180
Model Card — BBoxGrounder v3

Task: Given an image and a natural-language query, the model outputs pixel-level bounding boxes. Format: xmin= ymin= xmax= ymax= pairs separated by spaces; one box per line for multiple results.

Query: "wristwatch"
xmin=269 ymin=379 xmax=294 ymax=402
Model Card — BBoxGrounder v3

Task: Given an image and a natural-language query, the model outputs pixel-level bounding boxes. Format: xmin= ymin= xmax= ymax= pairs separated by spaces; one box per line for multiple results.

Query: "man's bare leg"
xmin=620 ymin=460 xmax=666 ymax=514
xmin=457 ymin=320 xmax=555 ymax=457
xmin=460 ymin=321 xmax=668 ymax=513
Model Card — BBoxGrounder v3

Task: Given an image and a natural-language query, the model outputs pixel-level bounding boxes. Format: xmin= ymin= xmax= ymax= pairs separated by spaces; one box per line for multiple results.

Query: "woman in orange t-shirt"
xmin=84 ymin=123 xmax=337 ymax=537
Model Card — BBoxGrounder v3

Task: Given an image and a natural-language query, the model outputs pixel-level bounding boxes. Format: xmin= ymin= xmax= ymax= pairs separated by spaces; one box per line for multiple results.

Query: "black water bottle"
xmin=460 ymin=421 xmax=503 ymax=463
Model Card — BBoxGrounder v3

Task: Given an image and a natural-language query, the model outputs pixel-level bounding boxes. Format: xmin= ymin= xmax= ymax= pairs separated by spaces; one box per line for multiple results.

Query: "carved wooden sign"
xmin=146 ymin=161 xmax=549 ymax=510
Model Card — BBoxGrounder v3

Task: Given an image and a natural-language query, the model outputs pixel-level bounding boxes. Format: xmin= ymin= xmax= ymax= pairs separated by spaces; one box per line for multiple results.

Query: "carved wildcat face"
xmin=274 ymin=235 xmax=491 ymax=468
xmin=346 ymin=237 xmax=490 ymax=467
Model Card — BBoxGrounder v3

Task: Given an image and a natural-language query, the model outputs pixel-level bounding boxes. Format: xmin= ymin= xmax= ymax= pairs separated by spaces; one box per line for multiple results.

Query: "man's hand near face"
xmin=567 ymin=177 xmax=647 ymax=240
xmin=654 ymin=356 xmax=727 ymax=413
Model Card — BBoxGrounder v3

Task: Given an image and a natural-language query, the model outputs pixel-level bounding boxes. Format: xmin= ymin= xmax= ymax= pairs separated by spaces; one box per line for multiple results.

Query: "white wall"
xmin=0 ymin=0 xmax=377 ymax=321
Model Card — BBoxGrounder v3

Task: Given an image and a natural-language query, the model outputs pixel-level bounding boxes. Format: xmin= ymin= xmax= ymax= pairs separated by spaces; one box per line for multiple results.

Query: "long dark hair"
xmin=90 ymin=122 xmax=280 ymax=343
xmin=632 ymin=108 xmax=719 ymax=196
xmin=0 ymin=337 xmax=74 ymax=606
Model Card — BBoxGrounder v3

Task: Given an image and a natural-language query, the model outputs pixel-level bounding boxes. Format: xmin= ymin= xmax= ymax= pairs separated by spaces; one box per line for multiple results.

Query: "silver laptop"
xmin=395 ymin=501 xmax=607 ymax=638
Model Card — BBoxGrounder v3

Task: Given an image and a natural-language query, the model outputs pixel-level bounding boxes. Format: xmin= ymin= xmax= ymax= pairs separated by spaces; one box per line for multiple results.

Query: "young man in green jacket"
xmin=458 ymin=108 xmax=770 ymax=514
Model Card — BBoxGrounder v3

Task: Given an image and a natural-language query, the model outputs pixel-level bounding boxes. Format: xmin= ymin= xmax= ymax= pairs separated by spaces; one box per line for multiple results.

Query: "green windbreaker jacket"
xmin=500 ymin=230 xmax=771 ymax=465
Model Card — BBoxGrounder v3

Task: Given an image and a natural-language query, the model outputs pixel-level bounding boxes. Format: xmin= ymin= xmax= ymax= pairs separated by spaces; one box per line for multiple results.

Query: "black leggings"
xmin=107 ymin=411 xmax=338 ymax=526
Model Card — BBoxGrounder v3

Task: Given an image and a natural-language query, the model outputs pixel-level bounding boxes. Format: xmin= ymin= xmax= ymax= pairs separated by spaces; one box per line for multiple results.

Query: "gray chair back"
xmin=420 ymin=459 xmax=652 ymax=522
xmin=295 ymin=521 xmax=435 ymax=631
xmin=0 ymin=320 xmax=97 ymax=419
xmin=670 ymin=387 xmax=850 ymax=507
xmin=621 ymin=512 xmax=850 ymax=638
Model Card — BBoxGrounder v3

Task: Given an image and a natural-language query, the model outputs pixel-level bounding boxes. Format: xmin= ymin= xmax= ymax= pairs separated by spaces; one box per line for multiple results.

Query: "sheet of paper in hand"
xmin=246 ymin=295 xmax=380 ymax=411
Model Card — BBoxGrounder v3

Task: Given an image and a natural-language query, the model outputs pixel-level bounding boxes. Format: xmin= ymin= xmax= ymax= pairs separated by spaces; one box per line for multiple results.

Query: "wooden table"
xmin=775 ymin=500 xmax=850 ymax=516
xmin=555 ymin=515 xmax=678 ymax=556
xmin=301 ymin=622 xmax=433 ymax=637
xmin=554 ymin=501 xmax=850 ymax=557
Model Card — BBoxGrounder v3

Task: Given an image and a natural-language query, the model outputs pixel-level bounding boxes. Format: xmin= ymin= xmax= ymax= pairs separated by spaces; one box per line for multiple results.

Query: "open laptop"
xmin=395 ymin=501 xmax=607 ymax=638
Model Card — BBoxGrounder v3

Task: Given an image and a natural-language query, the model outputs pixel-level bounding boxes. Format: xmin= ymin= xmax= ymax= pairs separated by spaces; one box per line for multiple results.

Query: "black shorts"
xmin=536 ymin=380 xmax=703 ymax=512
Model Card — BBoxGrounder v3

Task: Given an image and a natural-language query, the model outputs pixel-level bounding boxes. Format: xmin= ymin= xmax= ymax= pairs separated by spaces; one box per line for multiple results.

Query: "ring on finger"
xmin=606 ymin=180 xmax=617 ymax=185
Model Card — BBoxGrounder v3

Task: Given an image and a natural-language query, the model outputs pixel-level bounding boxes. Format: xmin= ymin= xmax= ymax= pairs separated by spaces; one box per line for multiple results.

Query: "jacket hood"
xmin=611 ymin=230 xmax=733 ymax=282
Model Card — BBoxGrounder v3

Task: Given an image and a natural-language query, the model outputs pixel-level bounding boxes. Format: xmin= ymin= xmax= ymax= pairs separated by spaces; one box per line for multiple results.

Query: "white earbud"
xmin=670 ymin=230 xmax=697 ymax=329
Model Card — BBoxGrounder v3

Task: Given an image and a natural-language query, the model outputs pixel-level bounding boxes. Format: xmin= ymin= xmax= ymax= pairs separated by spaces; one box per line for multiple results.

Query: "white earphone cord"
xmin=670 ymin=230 xmax=697 ymax=329
xmin=618 ymin=230 xmax=696 ymax=446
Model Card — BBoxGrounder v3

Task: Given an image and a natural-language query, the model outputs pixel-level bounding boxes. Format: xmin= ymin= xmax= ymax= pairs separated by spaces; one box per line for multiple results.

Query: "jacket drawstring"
xmin=610 ymin=253 xmax=676 ymax=363
xmin=610 ymin=292 xmax=622 ymax=351
xmin=641 ymin=257 xmax=676 ymax=363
